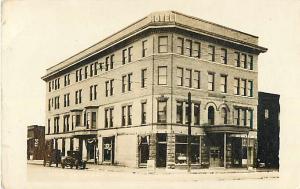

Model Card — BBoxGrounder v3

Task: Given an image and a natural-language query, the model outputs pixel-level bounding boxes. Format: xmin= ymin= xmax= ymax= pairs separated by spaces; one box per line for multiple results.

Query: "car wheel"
xmin=49 ymin=161 xmax=52 ymax=167
xmin=62 ymin=163 xmax=65 ymax=169
xmin=82 ymin=163 xmax=86 ymax=169
xmin=43 ymin=160 xmax=46 ymax=167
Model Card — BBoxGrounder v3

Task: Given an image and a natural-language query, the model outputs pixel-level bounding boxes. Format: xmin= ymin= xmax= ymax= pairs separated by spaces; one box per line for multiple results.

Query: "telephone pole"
xmin=187 ymin=92 xmax=192 ymax=173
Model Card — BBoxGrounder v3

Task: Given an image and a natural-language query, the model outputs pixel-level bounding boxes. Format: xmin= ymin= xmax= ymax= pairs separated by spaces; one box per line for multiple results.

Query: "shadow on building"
xmin=27 ymin=125 xmax=45 ymax=160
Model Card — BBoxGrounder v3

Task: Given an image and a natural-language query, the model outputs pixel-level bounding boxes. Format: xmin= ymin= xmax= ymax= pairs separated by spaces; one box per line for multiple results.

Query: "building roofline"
xmin=42 ymin=10 xmax=267 ymax=81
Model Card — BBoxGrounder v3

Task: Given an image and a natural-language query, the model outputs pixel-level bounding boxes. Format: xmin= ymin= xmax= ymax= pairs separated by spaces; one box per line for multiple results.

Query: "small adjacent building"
xmin=42 ymin=11 xmax=267 ymax=168
xmin=257 ymin=92 xmax=280 ymax=168
xmin=27 ymin=125 xmax=45 ymax=160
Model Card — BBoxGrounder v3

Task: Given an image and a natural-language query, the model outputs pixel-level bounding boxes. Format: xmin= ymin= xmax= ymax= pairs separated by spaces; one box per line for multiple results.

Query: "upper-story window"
xmin=75 ymin=89 xmax=82 ymax=104
xmin=234 ymin=52 xmax=240 ymax=67
xmin=90 ymin=63 xmax=94 ymax=77
xmin=157 ymin=100 xmax=167 ymax=123
xmin=194 ymin=103 xmax=200 ymax=125
xmin=208 ymin=72 xmax=215 ymax=91
xmin=208 ymin=106 xmax=215 ymax=125
xmin=234 ymin=78 xmax=240 ymax=95
xmin=176 ymin=101 xmax=183 ymax=124
xmin=208 ymin=45 xmax=215 ymax=62
xmin=54 ymin=96 xmax=60 ymax=109
xmin=122 ymin=73 xmax=133 ymax=92
xmin=64 ymin=74 xmax=70 ymax=86
xmin=248 ymin=55 xmax=253 ymax=70
xmin=185 ymin=69 xmax=192 ymax=88
xmin=241 ymin=54 xmax=247 ymax=69
xmin=248 ymin=110 xmax=254 ymax=128
xmin=141 ymin=102 xmax=147 ymax=125
xmin=141 ymin=69 xmax=147 ymax=88
xmin=158 ymin=36 xmax=168 ymax=53
xmin=193 ymin=70 xmax=201 ymax=89
xmin=105 ymin=55 xmax=114 ymax=71
xmin=49 ymin=82 xmax=51 ymax=92
xmin=64 ymin=93 xmax=70 ymax=107
xmin=241 ymin=79 xmax=247 ymax=96
xmin=122 ymin=47 xmax=133 ymax=64
xmin=105 ymin=57 xmax=110 ymax=71
xmin=76 ymin=69 xmax=82 ymax=82
xmin=90 ymin=85 xmax=97 ymax=101
xmin=105 ymin=107 xmax=114 ymax=128
xmin=220 ymin=74 xmax=227 ymax=93
xmin=248 ymin=80 xmax=254 ymax=97
xmin=158 ymin=66 xmax=167 ymax=85
xmin=177 ymin=37 xmax=184 ymax=55
xmin=221 ymin=108 xmax=228 ymax=124
xmin=142 ymin=40 xmax=148 ymax=57
xmin=177 ymin=67 xmax=183 ymax=86
xmin=193 ymin=42 xmax=201 ymax=58
xmin=185 ymin=39 xmax=192 ymax=57
xmin=105 ymin=79 xmax=114 ymax=96
xmin=84 ymin=66 xmax=88 ymax=79
xmin=220 ymin=48 xmax=227 ymax=64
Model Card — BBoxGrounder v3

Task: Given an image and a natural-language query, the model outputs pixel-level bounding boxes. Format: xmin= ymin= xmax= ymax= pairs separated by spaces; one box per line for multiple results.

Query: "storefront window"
xmin=175 ymin=135 xmax=200 ymax=164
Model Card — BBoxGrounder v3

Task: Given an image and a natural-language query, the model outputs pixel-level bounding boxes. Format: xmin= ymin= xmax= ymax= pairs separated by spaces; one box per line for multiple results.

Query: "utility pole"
xmin=187 ymin=92 xmax=192 ymax=173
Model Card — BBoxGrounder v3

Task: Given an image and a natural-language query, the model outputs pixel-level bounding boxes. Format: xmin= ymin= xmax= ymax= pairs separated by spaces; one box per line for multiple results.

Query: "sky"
xmin=2 ymin=0 xmax=300 ymax=188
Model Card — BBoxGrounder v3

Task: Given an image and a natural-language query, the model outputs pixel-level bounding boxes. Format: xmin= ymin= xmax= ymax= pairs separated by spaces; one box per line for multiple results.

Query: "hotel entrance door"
xmin=209 ymin=147 xmax=221 ymax=167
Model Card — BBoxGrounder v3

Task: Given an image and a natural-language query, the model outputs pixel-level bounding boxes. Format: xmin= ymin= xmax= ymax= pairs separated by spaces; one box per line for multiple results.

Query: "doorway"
xmin=156 ymin=134 xmax=167 ymax=167
xmin=103 ymin=137 xmax=115 ymax=164
xmin=209 ymin=147 xmax=221 ymax=167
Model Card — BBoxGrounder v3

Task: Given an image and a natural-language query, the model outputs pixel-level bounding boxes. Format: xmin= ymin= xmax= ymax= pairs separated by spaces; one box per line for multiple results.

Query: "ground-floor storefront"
xmin=46 ymin=129 xmax=256 ymax=169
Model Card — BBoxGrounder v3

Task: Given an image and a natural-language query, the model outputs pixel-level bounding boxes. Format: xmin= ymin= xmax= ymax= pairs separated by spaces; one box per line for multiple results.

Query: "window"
xmin=141 ymin=102 xmax=147 ymax=124
xmin=208 ymin=106 xmax=215 ymax=125
xmin=248 ymin=55 xmax=253 ymax=70
xmin=157 ymin=101 xmax=167 ymax=123
xmin=208 ymin=45 xmax=215 ymax=62
xmin=110 ymin=79 xmax=114 ymax=96
xmin=175 ymin=135 xmax=200 ymax=164
xmin=177 ymin=67 xmax=183 ymax=86
xmin=221 ymin=108 xmax=228 ymax=124
xmin=185 ymin=103 xmax=190 ymax=124
xmin=142 ymin=40 xmax=148 ymax=57
xmin=122 ymin=49 xmax=127 ymax=64
xmin=128 ymin=73 xmax=132 ymax=91
xmin=83 ymin=66 xmax=87 ymax=79
xmin=47 ymin=119 xmax=50 ymax=134
xmin=193 ymin=42 xmax=201 ymax=58
xmin=54 ymin=96 xmax=60 ymax=109
xmin=208 ymin=73 xmax=215 ymax=91
xmin=78 ymin=69 xmax=82 ymax=81
xmin=248 ymin=80 xmax=253 ymax=97
xmin=234 ymin=108 xmax=240 ymax=125
xmin=64 ymin=93 xmax=70 ymax=107
xmin=90 ymin=63 xmax=94 ymax=77
xmin=176 ymin=101 xmax=183 ymax=124
xmin=105 ymin=80 xmax=114 ymax=96
xmin=110 ymin=54 xmax=114 ymax=69
xmin=54 ymin=117 xmax=60 ymax=133
xmin=121 ymin=106 xmax=126 ymax=126
xmin=48 ymin=99 xmax=51 ymax=111
xmin=75 ymin=89 xmax=82 ymax=104
xmin=90 ymin=85 xmax=97 ymax=101
xmin=220 ymin=48 xmax=227 ymax=64
xmin=241 ymin=54 xmax=247 ymax=68
xmin=241 ymin=79 xmax=247 ymax=96
xmin=127 ymin=105 xmax=132 ymax=126
xmin=241 ymin=109 xmax=247 ymax=126
xmin=64 ymin=74 xmax=70 ymax=86
xmin=177 ymin=37 xmax=184 ymax=55
xmin=63 ymin=115 xmax=70 ymax=132
xmin=141 ymin=69 xmax=147 ymax=88
xmin=193 ymin=71 xmax=201 ymax=89
xmin=185 ymin=39 xmax=192 ymax=56
xmin=248 ymin=110 xmax=253 ymax=128
xmin=122 ymin=75 xmax=127 ymax=93
xmin=185 ymin=69 xmax=192 ymax=88
xmin=220 ymin=75 xmax=227 ymax=93
xmin=94 ymin=62 xmax=98 ymax=75
xmin=234 ymin=52 xmax=240 ymax=67
xmin=49 ymin=82 xmax=51 ymax=92
xmin=234 ymin=78 xmax=240 ymax=95
xmin=128 ymin=46 xmax=133 ymax=62
xmin=158 ymin=66 xmax=167 ymax=85
xmin=75 ymin=115 xmax=81 ymax=127
xmin=194 ymin=103 xmax=200 ymax=125
xmin=105 ymin=57 xmax=109 ymax=71
xmin=105 ymin=107 xmax=114 ymax=128
xmin=158 ymin=36 xmax=168 ymax=53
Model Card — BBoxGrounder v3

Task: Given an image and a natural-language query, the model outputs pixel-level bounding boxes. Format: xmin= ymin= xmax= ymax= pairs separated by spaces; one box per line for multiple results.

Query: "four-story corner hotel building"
xmin=42 ymin=11 xmax=267 ymax=169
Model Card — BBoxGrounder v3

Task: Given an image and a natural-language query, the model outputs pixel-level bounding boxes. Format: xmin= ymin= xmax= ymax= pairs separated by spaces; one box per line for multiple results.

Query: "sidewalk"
xmin=28 ymin=160 xmax=279 ymax=176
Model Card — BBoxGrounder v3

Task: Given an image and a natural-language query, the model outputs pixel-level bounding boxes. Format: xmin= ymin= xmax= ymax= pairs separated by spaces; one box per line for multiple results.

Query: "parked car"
xmin=61 ymin=150 xmax=86 ymax=169
xmin=43 ymin=149 xmax=61 ymax=167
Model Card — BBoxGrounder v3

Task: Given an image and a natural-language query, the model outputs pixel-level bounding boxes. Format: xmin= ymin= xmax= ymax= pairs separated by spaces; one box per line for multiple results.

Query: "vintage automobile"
xmin=43 ymin=149 xmax=62 ymax=167
xmin=61 ymin=150 xmax=86 ymax=169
